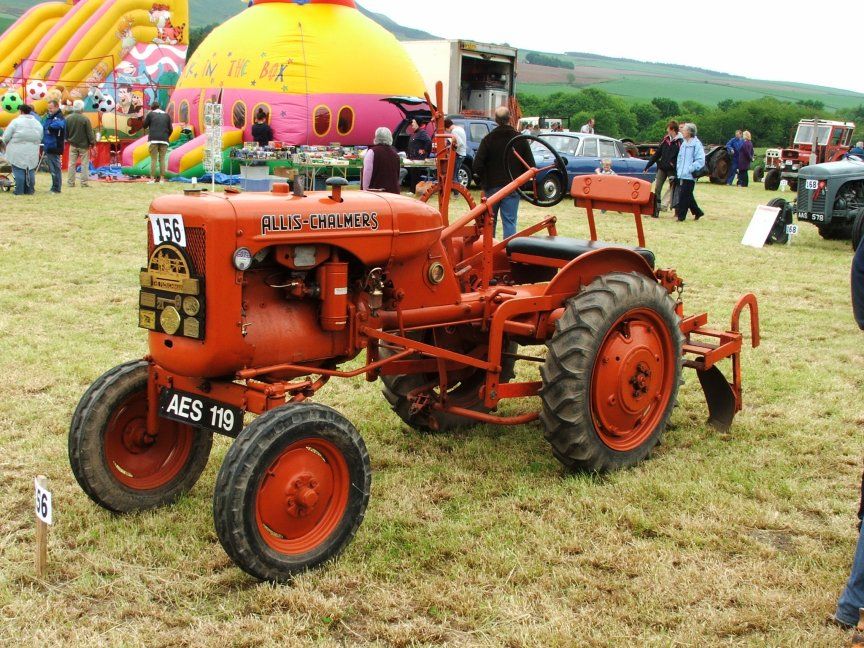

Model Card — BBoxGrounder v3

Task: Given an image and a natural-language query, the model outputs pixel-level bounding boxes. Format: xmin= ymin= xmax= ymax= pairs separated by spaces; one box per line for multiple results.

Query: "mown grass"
xmin=0 ymin=175 xmax=862 ymax=646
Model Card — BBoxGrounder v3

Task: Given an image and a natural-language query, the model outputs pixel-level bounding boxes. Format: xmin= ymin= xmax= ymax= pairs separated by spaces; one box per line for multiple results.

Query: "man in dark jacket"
xmin=645 ymin=121 xmax=682 ymax=217
xmin=473 ymin=106 xmax=535 ymax=239
xmin=65 ymin=100 xmax=95 ymax=188
xmin=406 ymin=118 xmax=432 ymax=193
xmin=42 ymin=100 xmax=65 ymax=194
xmin=143 ymin=102 xmax=173 ymax=183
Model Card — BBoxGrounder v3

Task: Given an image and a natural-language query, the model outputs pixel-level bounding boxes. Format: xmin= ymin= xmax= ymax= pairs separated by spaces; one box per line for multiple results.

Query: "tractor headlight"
xmin=233 ymin=247 xmax=253 ymax=271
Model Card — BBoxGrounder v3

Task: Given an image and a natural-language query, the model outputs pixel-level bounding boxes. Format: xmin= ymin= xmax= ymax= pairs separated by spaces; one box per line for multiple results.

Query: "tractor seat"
xmin=506 ymin=236 xmax=655 ymax=268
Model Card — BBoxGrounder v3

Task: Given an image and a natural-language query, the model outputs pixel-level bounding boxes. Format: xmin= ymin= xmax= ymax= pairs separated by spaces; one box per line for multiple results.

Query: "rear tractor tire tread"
xmin=539 ymin=272 xmax=683 ymax=472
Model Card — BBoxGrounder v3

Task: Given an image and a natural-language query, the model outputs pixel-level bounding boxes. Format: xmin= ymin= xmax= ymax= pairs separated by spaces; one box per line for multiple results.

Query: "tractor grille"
xmin=147 ymin=227 xmax=206 ymax=274
xmin=797 ymin=184 xmax=826 ymax=214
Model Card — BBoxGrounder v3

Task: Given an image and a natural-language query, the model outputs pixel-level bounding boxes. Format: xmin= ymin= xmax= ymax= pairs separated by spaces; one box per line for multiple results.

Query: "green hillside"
xmin=516 ymin=51 xmax=864 ymax=110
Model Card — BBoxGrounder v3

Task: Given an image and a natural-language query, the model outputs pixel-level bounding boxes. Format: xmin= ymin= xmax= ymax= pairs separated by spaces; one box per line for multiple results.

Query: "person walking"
xmin=644 ymin=120 xmax=682 ymax=217
xmin=42 ymin=99 xmax=66 ymax=194
xmin=675 ymin=122 xmax=706 ymax=222
xmin=725 ymin=130 xmax=743 ymax=185
xmin=65 ymin=100 xmax=95 ymax=188
xmin=1 ymin=104 xmax=43 ymax=195
xmin=473 ymin=106 xmax=535 ymax=239
xmin=736 ymin=131 xmax=755 ymax=187
xmin=831 ymin=241 xmax=864 ymax=630
xmin=250 ymin=109 xmax=273 ymax=147
xmin=444 ymin=117 xmax=467 ymax=185
xmin=143 ymin=101 xmax=173 ymax=184
xmin=361 ymin=127 xmax=400 ymax=194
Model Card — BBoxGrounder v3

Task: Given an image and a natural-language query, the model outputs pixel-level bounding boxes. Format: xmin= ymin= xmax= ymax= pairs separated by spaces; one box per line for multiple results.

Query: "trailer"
xmin=401 ymin=40 xmax=517 ymax=117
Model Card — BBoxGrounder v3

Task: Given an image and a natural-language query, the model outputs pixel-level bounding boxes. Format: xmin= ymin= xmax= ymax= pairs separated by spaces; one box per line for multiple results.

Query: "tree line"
xmin=518 ymin=88 xmax=864 ymax=146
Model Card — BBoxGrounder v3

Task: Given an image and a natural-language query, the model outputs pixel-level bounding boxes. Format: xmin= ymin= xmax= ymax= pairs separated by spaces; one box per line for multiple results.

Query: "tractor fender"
xmin=543 ymin=247 xmax=656 ymax=298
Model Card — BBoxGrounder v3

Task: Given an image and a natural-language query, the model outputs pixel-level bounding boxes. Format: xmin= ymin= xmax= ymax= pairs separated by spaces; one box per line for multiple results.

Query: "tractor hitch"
xmin=681 ymin=293 xmax=760 ymax=430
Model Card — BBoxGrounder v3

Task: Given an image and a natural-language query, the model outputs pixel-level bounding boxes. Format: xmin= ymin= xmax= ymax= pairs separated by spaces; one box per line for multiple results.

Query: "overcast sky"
xmin=360 ymin=0 xmax=864 ymax=95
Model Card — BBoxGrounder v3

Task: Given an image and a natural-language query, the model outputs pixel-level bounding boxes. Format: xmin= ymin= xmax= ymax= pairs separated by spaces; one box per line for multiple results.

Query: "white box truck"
xmin=401 ymin=39 xmax=517 ymax=117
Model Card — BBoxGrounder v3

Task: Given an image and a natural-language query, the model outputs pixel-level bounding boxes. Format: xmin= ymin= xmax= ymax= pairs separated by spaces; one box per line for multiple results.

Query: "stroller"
xmin=0 ymin=157 xmax=12 ymax=192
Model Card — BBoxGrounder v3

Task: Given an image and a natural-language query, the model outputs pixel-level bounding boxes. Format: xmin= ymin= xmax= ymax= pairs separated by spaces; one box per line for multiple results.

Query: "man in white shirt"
xmin=580 ymin=118 xmax=595 ymax=134
xmin=444 ymin=118 xmax=468 ymax=185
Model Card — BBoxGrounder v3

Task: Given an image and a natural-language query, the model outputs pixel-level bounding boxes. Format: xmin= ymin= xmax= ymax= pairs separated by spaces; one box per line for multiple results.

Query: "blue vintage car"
xmin=531 ymin=133 xmax=656 ymax=202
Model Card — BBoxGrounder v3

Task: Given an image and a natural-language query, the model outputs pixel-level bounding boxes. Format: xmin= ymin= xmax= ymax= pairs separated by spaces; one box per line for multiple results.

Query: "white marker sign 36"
xmin=34 ymin=479 xmax=53 ymax=525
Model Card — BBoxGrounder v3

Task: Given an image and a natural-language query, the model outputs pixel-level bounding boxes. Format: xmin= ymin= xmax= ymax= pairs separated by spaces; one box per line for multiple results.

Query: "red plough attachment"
xmin=678 ymin=293 xmax=760 ymax=430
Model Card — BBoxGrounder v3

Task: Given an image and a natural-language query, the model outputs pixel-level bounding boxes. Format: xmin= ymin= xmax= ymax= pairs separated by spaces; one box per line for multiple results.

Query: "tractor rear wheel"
xmin=380 ymin=327 xmax=516 ymax=432
xmin=213 ymin=403 xmax=370 ymax=582
xmin=540 ymin=273 xmax=683 ymax=472
xmin=765 ymin=198 xmax=791 ymax=245
xmin=69 ymin=360 xmax=213 ymax=512
xmin=819 ymin=223 xmax=853 ymax=240
xmin=764 ymin=169 xmax=781 ymax=191
xmin=852 ymin=208 xmax=864 ymax=251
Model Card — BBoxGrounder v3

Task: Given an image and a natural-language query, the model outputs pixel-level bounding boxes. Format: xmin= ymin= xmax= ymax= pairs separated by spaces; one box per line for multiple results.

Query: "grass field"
xmin=1 ymin=175 xmax=863 ymax=645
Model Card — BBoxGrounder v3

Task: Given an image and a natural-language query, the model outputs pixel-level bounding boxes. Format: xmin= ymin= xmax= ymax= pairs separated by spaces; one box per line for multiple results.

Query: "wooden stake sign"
xmin=34 ymin=475 xmax=52 ymax=578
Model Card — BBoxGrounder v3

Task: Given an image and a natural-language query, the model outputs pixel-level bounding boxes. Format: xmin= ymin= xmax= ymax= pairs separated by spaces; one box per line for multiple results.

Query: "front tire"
xmin=764 ymin=169 xmax=781 ymax=191
xmin=213 ymin=403 xmax=371 ymax=582
xmin=69 ymin=360 xmax=213 ymax=512
xmin=753 ymin=166 xmax=765 ymax=183
xmin=540 ymin=273 xmax=683 ymax=472
xmin=765 ymin=198 xmax=791 ymax=245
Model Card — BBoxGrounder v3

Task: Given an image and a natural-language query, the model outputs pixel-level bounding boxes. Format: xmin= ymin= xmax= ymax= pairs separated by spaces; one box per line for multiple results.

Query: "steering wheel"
xmin=503 ymin=134 xmax=568 ymax=207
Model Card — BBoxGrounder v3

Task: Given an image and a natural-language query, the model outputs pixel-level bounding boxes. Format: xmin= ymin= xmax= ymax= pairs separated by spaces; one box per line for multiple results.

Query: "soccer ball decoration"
xmin=26 ymin=80 xmax=47 ymax=101
xmin=1 ymin=91 xmax=23 ymax=113
xmin=98 ymin=96 xmax=116 ymax=113
xmin=88 ymin=88 xmax=103 ymax=110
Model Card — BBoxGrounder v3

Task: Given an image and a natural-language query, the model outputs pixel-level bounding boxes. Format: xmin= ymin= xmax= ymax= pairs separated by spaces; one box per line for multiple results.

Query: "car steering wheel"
xmin=503 ymin=134 xmax=568 ymax=207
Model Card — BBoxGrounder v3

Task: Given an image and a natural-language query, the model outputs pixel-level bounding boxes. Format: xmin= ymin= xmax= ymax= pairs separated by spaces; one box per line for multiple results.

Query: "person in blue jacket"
xmin=832 ymin=242 xmax=864 ymax=629
xmin=42 ymin=99 xmax=66 ymax=194
xmin=726 ymin=130 xmax=743 ymax=185
xmin=675 ymin=122 xmax=706 ymax=222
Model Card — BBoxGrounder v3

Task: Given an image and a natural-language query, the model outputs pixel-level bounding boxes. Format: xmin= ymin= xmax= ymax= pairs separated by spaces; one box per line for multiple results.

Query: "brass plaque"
xmin=140 ymin=291 xmax=156 ymax=308
xmin=183 ymin=296 xmax=200 ymax=317
xmin=139 ymin=310 xmax=156 ymax=330
xmin=160 ymin=306 xmax=182 ymax=335
xmin=183 ymin=318 xmax=200 ymax=339
xmin=141 ymin=244 xmax=200 ymax=295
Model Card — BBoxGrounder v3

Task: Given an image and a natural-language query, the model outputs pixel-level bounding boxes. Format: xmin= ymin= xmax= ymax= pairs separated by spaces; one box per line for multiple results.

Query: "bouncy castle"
xmin=122 ymin=0 xmax=427 ymax=177
xmin=0 ymin=0 xmax=188 ymax=134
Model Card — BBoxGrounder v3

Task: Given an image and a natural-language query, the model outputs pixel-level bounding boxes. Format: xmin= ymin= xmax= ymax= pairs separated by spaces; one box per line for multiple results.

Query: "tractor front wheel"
xmin=540 ymin=273 xmax=683 ymax=472
xmin=69 ymin=360 xmax=213 ymax=512
xmin=765 ymin=198 xmax=791 ymax=245
xmin=764 ymin=169 xmax=781 ymax=191
xmin=213 ymin=403 xmax=370 ymax=582
xmin=753 ymin=166 xmax=765 ymax=183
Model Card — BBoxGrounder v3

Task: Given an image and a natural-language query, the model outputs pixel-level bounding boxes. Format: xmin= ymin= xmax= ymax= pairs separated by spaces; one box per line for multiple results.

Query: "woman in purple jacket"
xmin=736 ymin=131 xmax=755 ymax=187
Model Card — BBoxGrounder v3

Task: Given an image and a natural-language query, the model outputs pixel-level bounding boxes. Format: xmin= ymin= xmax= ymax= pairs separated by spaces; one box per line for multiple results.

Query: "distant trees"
xmin=525 ymin=52 xmax=575 ymax=70
xmin=517 ymin=87 xmax=864 ymax=145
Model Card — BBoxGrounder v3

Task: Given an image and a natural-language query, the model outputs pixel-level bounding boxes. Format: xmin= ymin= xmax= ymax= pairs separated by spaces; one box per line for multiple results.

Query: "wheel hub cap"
xmin=591 ymin=310 xmax=673 ymax=451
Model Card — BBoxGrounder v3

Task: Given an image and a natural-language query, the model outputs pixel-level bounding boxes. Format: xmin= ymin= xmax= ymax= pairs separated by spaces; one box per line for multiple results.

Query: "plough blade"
xmin=697 ymin=365 xmax=736 ymax=431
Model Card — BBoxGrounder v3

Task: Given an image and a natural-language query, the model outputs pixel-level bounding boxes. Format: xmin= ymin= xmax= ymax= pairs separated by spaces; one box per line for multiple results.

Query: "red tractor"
xmin=764 ymin=118 xmax=856 ymax=191
xmin=70 ymin=86 xmax=759 ymax=582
